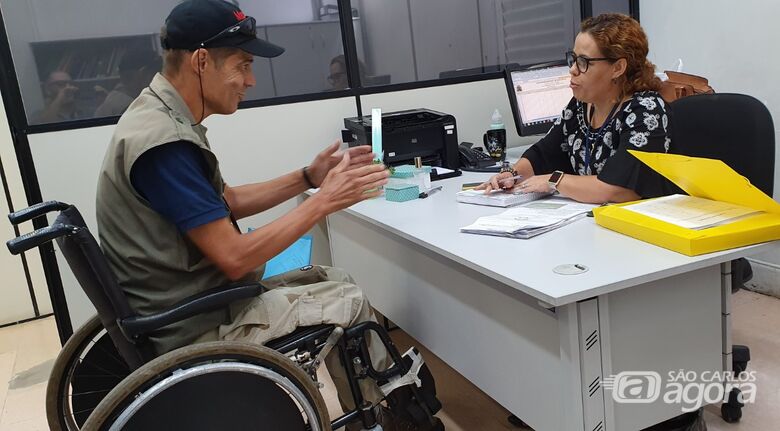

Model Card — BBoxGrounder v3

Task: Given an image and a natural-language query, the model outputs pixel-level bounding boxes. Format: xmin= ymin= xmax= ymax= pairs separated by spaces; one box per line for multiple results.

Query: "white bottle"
xmin=490 ymin=108 xmax=504 ymax=130
xmin=413 ymin=156 xmax=431 ymax=192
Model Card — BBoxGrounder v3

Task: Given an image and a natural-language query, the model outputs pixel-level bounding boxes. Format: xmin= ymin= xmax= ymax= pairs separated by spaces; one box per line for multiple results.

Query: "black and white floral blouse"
xmin=523 ymin=91 xmax=672 ymax=198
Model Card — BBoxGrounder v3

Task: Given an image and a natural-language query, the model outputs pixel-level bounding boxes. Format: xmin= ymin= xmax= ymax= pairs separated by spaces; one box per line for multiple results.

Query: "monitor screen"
xmin=505 ymin=64 xmax=573 ymax=136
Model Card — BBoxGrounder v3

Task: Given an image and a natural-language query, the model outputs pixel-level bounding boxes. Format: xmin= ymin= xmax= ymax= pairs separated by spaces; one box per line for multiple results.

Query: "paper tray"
xmin=594 ymin=203 xmax=780 ymax=256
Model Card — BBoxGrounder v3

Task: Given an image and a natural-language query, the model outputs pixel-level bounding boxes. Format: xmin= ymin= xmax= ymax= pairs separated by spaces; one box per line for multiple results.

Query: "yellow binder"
xmin=593 ymin=151 xmax=780 ymax=256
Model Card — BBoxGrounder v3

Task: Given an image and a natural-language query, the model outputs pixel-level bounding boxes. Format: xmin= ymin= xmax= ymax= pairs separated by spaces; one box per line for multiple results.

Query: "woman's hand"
xmin=515 ymin=175 xmax=553 ymax=194
xmin=475 ymin=171 xmax=516 ymax=194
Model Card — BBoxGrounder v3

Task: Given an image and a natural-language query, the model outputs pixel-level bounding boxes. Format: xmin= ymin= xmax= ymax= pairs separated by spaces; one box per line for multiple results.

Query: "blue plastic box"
xmin=385 ymin=184 xmax=419 ymax=202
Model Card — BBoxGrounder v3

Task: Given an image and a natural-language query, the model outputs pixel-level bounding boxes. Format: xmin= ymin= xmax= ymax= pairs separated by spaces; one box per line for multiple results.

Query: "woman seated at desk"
xmin=482 ymin=13 xmax=671 ymax=204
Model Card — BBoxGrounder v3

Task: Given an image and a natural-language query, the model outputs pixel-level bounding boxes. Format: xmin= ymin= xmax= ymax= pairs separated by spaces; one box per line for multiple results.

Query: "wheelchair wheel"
xmin=82 ymin=341 xmax=331 ymax=431
xmin=46 ymin=315 xmax=132 ymax=431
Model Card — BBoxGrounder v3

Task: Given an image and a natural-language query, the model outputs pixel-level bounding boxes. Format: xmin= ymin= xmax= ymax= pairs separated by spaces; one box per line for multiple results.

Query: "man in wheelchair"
xmin=81 ymin=0 xmax=442 ymax=429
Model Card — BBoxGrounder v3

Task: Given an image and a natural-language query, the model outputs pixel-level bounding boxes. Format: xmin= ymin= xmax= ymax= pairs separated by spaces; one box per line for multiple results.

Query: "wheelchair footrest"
xmin=380 ymin=347 xmax=425 ymax=396
xmin=381 ymin=346 xmax=443 ymax=427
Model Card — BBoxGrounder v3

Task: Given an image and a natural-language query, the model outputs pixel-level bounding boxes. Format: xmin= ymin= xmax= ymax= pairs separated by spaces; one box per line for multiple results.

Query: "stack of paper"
xmin=461 ymin=198 xmax=595 ymax=239
xmin=456 ymin=189 xmax=552 ymax=207
xmin=622 ymin=194 xmax=760 ymax=230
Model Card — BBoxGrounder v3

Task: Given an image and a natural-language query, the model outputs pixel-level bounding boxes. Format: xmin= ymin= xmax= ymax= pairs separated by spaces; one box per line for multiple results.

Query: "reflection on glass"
xmin=327 ymin=54 xmax=372 ymax=90
xmin=328 ymin=55 xmax=349 ymax=90
xmin=94 ymin=50 xmax=162 ymax=117
xmin=33 ymin=70 xmax=82 ymax=123
xmin=26 ymin=37 xmax=165 ymax=124
xmin=2 ymin=0 xmax=346 ymax=125
xmin=354 ymin=0 xmax=577 ymax=87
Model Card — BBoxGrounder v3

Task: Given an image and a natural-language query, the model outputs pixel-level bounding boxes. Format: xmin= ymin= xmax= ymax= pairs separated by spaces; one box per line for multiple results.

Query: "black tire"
xmin=46 ymin=315 xmax=131 ymax=431
xmin=82 ymin=341 xmax=331 ymax=431
xmin=721 ymin=403 xmax=742 ymax=423
xmin=722 ymin=388 xmax=744 ymax=423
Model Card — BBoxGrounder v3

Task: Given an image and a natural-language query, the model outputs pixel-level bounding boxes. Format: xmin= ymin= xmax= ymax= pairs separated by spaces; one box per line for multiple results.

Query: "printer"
xmin=343 ymin=108 xmax=459 ymax=169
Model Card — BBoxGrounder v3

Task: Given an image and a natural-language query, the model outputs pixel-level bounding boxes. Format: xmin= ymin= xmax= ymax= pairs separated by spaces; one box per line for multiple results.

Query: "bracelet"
xmin=302 ymin=166 xmax=317 ymax=188
xmin=499 ymin=165 xmax=518 ymax=183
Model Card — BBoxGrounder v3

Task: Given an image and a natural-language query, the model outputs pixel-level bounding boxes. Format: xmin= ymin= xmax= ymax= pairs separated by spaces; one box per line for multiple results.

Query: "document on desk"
xmin=622 ymin=194 xmax=761 ymax=230
xmin=460 ymin=198 xmax=595 ymax=239
xmin=456 ymin=188 xmax=552 ymax=207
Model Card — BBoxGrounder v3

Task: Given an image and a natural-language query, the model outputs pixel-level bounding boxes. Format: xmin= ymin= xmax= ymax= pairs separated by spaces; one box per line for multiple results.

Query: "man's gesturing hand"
xmin=314 ymin=151 xmax=389 ymax=214
xmin=305 ymin=142 xmax=375 ymax=187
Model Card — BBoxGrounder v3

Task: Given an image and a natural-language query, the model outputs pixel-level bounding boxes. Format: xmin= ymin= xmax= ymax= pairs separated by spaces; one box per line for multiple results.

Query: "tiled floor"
xmin=0 ymin=317 xmax=60 ymax=431
xmin=1 ymin=289 xmax=778 ymax=430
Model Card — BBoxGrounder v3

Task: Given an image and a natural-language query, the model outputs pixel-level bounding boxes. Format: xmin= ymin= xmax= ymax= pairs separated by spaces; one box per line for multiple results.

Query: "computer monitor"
xmin=504 ymin=62 xmax=573 ymax=136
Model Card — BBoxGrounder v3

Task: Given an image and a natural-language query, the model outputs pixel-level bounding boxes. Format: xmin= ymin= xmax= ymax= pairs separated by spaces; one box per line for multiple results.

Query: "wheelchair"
xmin=7 ymin=201 xmax=443 ymax=431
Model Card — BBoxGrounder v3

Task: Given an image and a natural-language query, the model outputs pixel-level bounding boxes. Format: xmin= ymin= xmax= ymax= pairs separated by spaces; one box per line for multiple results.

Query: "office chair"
xmin=670 ymin=93 xmax=775 ymax=423
xmin=7 ymin=201 xmax=443 ymax=431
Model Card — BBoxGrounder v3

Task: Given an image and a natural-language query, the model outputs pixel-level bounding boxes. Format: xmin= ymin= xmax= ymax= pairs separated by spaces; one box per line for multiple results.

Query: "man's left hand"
xmin=306 ymin=142 xmax=374 ymax=187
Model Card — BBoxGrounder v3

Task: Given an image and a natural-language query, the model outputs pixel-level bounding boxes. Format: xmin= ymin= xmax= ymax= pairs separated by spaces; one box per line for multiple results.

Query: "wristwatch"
xmin=548 ymin=170 xmax=565 ymax=192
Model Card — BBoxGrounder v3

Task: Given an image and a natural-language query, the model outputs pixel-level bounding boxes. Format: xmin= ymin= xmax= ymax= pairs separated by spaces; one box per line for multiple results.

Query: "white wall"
xmin=642 ymin=0 xmax=780 ymax=294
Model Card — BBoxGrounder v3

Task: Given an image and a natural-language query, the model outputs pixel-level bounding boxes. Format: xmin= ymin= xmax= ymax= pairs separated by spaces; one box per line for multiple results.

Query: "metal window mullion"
xmin=337 ymin=0 xmax=363 ymax=117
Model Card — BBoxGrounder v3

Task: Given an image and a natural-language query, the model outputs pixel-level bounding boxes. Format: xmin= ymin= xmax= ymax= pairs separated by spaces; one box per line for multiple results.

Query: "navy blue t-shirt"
xmin=130 ymin=141 xmax=229 ymax=232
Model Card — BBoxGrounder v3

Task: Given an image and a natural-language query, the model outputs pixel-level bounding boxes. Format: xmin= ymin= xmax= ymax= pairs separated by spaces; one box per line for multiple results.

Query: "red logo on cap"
xmin=233 ymin=10 xmax=246 ymax=21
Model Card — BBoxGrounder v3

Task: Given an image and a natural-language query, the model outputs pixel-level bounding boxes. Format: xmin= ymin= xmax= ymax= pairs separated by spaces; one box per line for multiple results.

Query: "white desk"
xmin=322 ymin=172 xmax=777 ymax=431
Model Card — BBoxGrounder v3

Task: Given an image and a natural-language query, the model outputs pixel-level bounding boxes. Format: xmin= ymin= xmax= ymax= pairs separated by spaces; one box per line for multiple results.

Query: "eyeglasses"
xmin=200 ymin=17 xmax=257 ymax=48
xmin=327 ymin=72 xmax=346 ymax=83
xmin=565 ymin=50 xmax=617 ymax=73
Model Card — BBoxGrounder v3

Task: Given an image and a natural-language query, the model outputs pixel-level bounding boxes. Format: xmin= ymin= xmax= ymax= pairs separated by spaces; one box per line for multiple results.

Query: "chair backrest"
xmin=54 ymin=206 xmax=151 ymax=369
xmin=670 ymin=93 xmax=775 ymax=196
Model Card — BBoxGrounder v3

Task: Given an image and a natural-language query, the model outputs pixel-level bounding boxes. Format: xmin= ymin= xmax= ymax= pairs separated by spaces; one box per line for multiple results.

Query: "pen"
xmin=419 ymin=186 xmax=443 ymax=199
xmin=586 ymin=202 xmax=609 ymax=217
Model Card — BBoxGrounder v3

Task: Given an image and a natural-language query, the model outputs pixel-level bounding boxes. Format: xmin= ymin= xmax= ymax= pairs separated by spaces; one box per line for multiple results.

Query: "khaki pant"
xmin=201 ymin=265 xmax=389 ymax=411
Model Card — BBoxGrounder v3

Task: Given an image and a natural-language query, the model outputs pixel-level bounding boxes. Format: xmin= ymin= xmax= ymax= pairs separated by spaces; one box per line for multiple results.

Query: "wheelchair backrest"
xmin=54 ymin=206 xmax=150 ymax=369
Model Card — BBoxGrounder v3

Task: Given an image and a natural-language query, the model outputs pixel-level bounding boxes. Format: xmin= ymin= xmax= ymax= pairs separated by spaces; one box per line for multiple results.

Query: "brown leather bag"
xmin=659 ymin=71 xmax=715 ymax=102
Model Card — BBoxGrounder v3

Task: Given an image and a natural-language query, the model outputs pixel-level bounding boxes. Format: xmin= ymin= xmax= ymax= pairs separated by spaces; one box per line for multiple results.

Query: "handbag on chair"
xmin=659 ymin=71 xmax=715 ymax=102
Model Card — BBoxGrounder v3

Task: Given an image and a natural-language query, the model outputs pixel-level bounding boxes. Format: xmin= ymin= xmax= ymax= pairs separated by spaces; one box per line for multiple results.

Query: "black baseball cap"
xmin=162 ymin=0 xmax=285 ymax=58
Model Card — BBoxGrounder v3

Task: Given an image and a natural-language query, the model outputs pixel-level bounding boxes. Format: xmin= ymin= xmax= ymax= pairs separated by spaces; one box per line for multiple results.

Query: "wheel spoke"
xmin=74 ymin=358 xmax=129 ymax=380
xmin=69 ymin=388 xmax=114 ymax=398
xmin=84 ymin=337 xmax=129 ymax=370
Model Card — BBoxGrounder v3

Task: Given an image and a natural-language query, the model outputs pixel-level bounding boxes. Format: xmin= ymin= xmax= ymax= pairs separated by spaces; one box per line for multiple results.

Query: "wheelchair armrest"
xmin=119 ymin=281 xmax=266 ymax=340
xmin=8 ymin=200 xmax=70 ymax=225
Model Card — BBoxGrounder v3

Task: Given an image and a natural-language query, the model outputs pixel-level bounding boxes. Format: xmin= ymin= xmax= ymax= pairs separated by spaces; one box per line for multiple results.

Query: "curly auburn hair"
xmin=580 ymin=13 xmax=661 ymax=96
